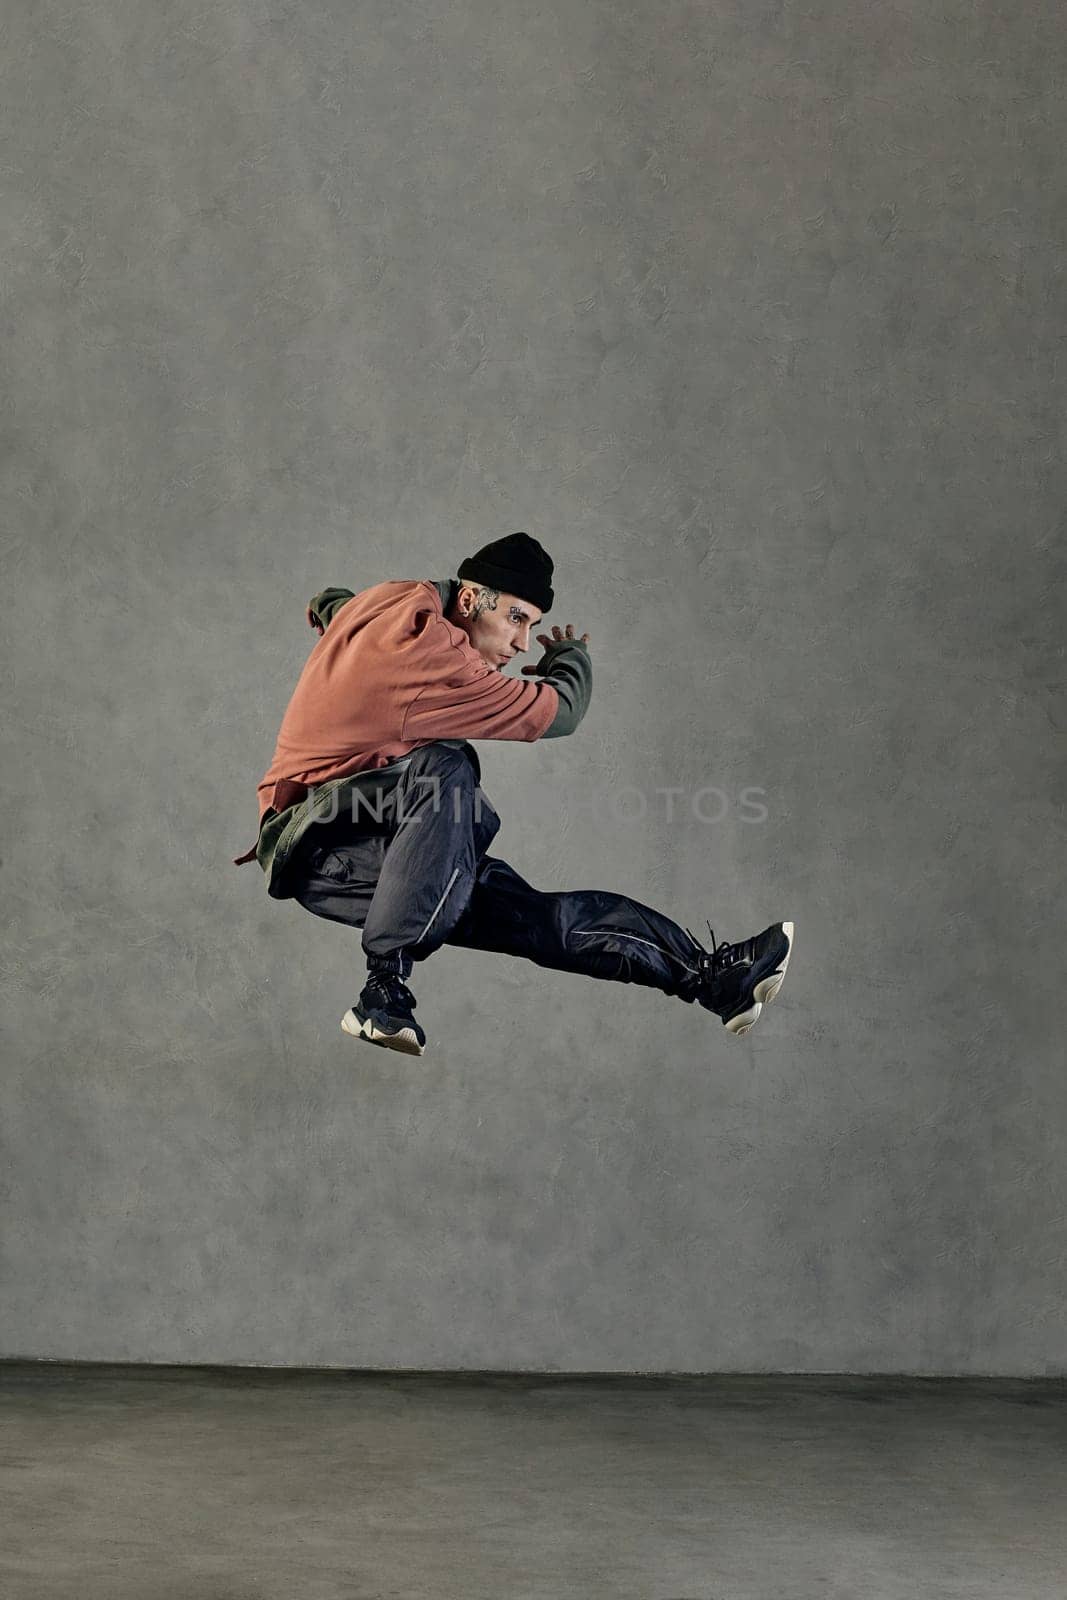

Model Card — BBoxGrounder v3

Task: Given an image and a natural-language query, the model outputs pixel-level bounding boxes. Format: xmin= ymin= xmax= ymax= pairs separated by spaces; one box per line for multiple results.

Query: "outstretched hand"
xmin=521 ymin=623 xmax=590 ymax=674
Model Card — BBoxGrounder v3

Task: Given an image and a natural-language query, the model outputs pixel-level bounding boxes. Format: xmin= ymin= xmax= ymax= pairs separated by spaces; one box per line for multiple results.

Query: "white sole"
xmin=341 ymin=1009 xmax=425 ymax=1057
xmin=725 ymin=1002 xmax=762 ymax=1036
xmin=726 ymin=921 xmax=794 ymax=1035
xmin=753 ymin=920 xmax=794 ymax=1005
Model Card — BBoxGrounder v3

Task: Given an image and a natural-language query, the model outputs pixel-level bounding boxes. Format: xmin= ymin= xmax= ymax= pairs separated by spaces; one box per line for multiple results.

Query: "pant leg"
xmin=289 ymin=743 xmax=500 ymax=961
xmin=289 ymin=831 xmax=385 ymax=930
xmin=359 ymin=742 xmax=500 ymax=962
xmin=446 ymin=853 xmax=706 ymax=1001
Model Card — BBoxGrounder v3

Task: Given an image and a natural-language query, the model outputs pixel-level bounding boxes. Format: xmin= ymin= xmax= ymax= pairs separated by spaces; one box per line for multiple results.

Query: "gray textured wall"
xmin=3 ymin=0 xmax=1064 ymax=1374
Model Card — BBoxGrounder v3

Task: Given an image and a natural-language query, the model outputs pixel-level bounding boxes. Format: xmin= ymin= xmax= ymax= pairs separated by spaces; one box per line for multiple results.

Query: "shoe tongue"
xmin=367 ymin=978 xmax=417 ymax=1015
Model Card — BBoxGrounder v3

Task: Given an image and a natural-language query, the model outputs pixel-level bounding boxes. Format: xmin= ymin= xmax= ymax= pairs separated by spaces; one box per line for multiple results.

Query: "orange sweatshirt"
xmin=255 ymin=578 xmax=566 ymax=824
xmin=233 ymin=577 xmax=592 ymax=884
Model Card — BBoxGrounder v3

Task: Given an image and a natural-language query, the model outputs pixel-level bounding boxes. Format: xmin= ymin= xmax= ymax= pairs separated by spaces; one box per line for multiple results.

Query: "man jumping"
xmin=233 ymin=532 xmax=794 ymax=1056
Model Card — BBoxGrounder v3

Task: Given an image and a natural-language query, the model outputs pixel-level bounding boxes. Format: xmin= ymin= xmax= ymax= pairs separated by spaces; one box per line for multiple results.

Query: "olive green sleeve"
xmin=538 ymin=638 xmax=593 ymax=739
xmin=307 ymin=588 xmax=357 ymax=635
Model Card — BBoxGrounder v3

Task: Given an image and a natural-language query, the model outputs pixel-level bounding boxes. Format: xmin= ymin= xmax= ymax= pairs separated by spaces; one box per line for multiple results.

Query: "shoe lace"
xmin=686 ymin=919 xmax=758 ymax=977
xmin=366 ymin=973 xmax=418 ymax=1011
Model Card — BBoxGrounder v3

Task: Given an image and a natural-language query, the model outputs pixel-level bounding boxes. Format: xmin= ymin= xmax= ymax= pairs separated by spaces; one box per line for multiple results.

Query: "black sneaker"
xmin=687 ymin=920 xmax=795 ymax=1036
xmin=342 ymin=970 xmax=427 ymax=1056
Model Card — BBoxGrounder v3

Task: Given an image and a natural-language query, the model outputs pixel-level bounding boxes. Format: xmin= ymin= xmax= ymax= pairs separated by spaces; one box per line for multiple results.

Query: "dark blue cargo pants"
xmin=288 ymin=741 xmax=705 ymax=1000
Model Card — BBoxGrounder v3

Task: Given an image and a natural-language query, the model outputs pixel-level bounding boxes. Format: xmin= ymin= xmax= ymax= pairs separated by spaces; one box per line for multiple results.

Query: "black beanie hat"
xmin=457 ymin=532 xmax=554 ymax=613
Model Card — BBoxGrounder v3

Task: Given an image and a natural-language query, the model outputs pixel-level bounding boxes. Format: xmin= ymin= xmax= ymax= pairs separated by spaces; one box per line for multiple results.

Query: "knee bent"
xmin=405 ymin=741 xmax=479 ymax=783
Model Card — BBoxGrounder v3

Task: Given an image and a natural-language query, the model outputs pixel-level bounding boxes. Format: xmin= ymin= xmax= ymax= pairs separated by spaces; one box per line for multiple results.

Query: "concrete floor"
xmin=1 ymin=1367 xmax=1064 ymax=1600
